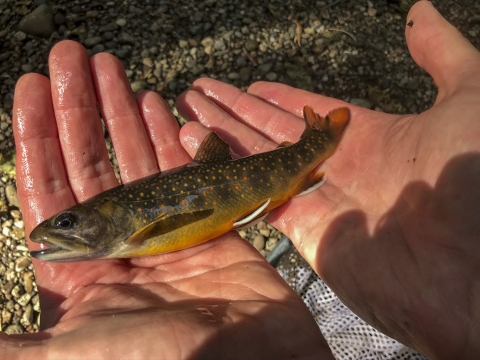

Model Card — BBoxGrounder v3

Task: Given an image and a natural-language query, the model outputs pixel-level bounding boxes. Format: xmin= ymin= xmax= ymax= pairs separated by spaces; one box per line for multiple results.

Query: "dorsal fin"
xmin=193 ymin=132 xmax=233 ymax=164
xmin=301 ymin=106 xmax=350 ymax=140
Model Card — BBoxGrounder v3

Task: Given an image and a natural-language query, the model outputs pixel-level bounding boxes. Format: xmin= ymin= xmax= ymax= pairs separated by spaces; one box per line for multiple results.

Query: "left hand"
xmin=4 ymin=40 xmax=332 ymax=359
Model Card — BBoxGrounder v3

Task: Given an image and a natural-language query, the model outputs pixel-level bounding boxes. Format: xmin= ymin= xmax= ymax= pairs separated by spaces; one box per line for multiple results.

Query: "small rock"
xmin=84 ymin=36 xmax=103 ymax=48
xmin=23 ymin=273 xmax=33 ymax=293
xmin=5 ymin=184 xmax=20 ymax=208
xmin=257 ymin=221 xmax=267 ymax=230
xmin=191 ymin=64 xmax=205 ymax=75
xmin=21 ymin=305 xmax=33 ymax=327
xmin=91 ymin=44 xmax=105 ymax=54
xmin=244 ymin=39 xmax=258 ymax=52
xmin=350 ymin=98 xmax=372 ymax=109
xmin=2 ymin=307 xmax=12 ymax=324
xmin=13 ymin=31 xmax=27 ymax=42
xmin=10 ymin=210 xmax=21 ymax=220
xmin=99 ymin=23 xmax=118 ymax=32
xmin=18 ymin=4 xmax=55 ymax=38
xmin=115 ymin=46 xmax=132 ymax=59
xmin=265 ymin=237 xmax=278 ymax=251
xmin=368 ymin=8 xmax=377 ymax=17
xmin=257 ymin=63 xmax=273 ymax=75
xmin=214 ymin=39 xmax=226 ymax=51
xmin=54 ymin=13 xmax=66 ymax=25
xmin=4 ymin=324 xmax=23 ymax=335
xmin=239 ymin=67 xmax=251 ymax=82
xmin=253 ymin=235 xmax=265 ymax=251
xmin=130 ymin=81 xmax=148 ymax=93
xmin=17 ymin=292 xmax=32 ymax=307
xmin=15 ymin=256 xmax=31 ymax=272
xmin=142 ymin=57 xmax=153 ymax=67
xmin=116 ymin=18 xmax=127 ymax=27
xmin=32 ymin=295 xmax=40 ymax=312
xmin=265 ymin=72 xmax=278 ymax=81
xmin=259 ymin=229 xmax=270 ymax=237
xmin=179 ymin=40 xmax=189 ymax=49
xmin=86 ymin=10 xmax=99 ymax=18
xmin=10 ymin=228 xmax=25 ymax=240
xmin=118 ymin=32 xmax=135 ymax=44
xmin=11 ymin=285 xmax=24 ymax=299
xmin=227 ymin=72 xmax=239 ymax=80
xmin=21 ymin=64 xmax=33 ymax=72
xmin=238 ymin=230 xmax=247 ymax=239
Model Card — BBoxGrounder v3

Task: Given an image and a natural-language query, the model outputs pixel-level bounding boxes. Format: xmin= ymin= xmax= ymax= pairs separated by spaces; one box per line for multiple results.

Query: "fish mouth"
xmin=29 ymin=231 xmax=96 ymax=262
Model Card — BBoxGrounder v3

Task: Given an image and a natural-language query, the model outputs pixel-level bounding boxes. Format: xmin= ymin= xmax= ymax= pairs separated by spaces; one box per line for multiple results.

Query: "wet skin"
xmin=4 ymin=1 xmax=480 ymax=359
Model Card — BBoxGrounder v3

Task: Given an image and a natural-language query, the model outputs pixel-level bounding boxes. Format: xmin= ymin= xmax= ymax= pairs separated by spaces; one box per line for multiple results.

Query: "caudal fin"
xmin=302 ymin=106 xmax=350 ymax=141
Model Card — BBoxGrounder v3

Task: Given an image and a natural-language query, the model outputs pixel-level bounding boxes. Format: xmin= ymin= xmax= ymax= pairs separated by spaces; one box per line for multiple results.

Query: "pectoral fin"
xmin=233 ymin=199 xmax=271 ymax=229
xmin=194 ymin=132 xmax=233 ymax=164
xmin=126 ymin=209 xmax=214 ymax=247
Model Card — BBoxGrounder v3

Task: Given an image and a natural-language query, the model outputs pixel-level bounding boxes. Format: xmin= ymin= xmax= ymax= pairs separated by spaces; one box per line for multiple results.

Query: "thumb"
xmin=405 ymin=1 xmax=480 ymax=99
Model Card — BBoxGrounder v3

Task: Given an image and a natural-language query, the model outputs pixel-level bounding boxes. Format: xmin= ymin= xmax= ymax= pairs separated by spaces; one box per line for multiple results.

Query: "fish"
xmin=29 ymin=106 xmax=350 ymax=262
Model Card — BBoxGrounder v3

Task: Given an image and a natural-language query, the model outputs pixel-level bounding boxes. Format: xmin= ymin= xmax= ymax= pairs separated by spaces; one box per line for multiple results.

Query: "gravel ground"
xmin=0 ymin=0 xmax=479 ymax=335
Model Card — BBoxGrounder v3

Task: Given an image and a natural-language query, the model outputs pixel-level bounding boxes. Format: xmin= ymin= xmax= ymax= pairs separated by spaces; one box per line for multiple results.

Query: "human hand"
xmin=176 ymin=2 xmax=480 ymax=359
xmin=4 ymin=41 xmax=333 ymax=359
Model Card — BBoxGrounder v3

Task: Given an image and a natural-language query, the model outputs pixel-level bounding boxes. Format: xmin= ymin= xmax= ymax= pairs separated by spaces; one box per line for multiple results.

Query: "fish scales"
xmin=29 ymin=106 xmax=350 ymax=262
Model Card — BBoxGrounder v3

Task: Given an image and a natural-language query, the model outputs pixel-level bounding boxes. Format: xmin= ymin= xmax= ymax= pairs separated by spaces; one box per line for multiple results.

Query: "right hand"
xmin=176 ymin=2 xmax=480 ymax=358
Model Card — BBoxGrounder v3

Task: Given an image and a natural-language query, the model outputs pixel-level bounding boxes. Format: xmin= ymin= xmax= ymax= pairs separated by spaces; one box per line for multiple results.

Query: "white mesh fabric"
xmin=276 ymin=249 xmax=428 ymax=360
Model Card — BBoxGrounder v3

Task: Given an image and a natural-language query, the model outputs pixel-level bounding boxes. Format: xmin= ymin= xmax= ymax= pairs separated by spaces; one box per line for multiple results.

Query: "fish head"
xmin=29 ymin=198 xmax=134 ymax=262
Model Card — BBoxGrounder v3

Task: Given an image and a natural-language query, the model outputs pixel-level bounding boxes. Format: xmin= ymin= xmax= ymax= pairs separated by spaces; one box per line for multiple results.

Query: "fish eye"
xmin=55 ymin=213 xmax=76 ymax=229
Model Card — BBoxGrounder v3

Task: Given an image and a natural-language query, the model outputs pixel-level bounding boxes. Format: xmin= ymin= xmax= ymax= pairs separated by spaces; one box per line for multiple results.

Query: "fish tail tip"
xmin=326 ymin=107 xmax=350 ymax=139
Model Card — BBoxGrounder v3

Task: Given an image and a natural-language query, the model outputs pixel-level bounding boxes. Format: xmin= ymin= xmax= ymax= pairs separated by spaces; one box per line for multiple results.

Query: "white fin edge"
xmin=233 ymin=198 xmax=271 ymax=228
xmin=294 ymin=175 xmax=327 ymax=198
xmin=234 ymin=213 xmax=268 ymax=231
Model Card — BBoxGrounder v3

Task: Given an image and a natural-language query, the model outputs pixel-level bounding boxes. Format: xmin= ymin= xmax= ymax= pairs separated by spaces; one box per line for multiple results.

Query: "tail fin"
xmin=302 ymin=106 xmax=350 ymax=141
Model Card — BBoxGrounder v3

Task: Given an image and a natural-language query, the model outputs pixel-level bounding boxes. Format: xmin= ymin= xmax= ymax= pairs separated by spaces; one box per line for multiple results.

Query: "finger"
xmin=136 ymin=91 xmax=191 ymax=170
xmin=185 ymin=78 xmax=305 ymax=144
xmin=177 ymin=89 xmax=277 ymax=157
xmin=90 ymin=53 xmax=159 ymax=182
xmin=247 ymin=81 xmax=352 ymax=118
xmin=49 ymin=41 xmax=117 ymax=201
xmin=405 ymin=1 xmax=480 ymax=95
xmin=13 ymin=73 xmax=76 ymax=245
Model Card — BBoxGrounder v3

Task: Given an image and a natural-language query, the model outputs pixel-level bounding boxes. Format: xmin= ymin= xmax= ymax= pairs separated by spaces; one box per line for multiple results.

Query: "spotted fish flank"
xmin=29 ymin=106 xmax=350 ymax=262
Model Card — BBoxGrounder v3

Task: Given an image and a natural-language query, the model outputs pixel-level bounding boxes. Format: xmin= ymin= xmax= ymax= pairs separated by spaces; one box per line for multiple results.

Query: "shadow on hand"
xmin=317 ymin=153 xmax=480 ymax=358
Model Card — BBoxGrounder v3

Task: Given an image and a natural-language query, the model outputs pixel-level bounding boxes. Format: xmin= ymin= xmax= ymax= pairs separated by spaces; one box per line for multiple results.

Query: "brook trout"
xmin=30 ymin=106 xmax=350 ymax=262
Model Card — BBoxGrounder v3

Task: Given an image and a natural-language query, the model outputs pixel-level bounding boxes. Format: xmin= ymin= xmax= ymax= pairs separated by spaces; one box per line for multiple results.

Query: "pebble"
xmin=244 ymin=39 xmax=258 ymax=51
xmin=15 ymin=256 xmax=31 ymax=272
xmin=21 ymin=304 xmax=33 ymax=327
xmin=259 ymin=229 xmax=270 ymax=237
xmin=252 ymin=235 xmax=265 ymax=251
xmin=84 ymin=37 xmax=103 ymax=48
xmin=5 ymin=184 xmax=20 ymax=208
xmin=17 ymin=292 xmax=32 ymax=307
xmin=21 ymin=64 xmax=33 ymax=72
xmin=239 ymin=67 xmax=251 ymax=82
xmin=350 ymin=98 xmax=373 ymax=109
xmin=265 ymin=72 xmax=278 ymax=81
xmin=116 ymin=18 xmax=127 ymax=27
xmin=18 ymin=4 xmax=55 ymax=38
xmin=4 ymin=324 xmax=23 ymax=335
xmin=130 ymin=80 xmax=148 ymax=93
